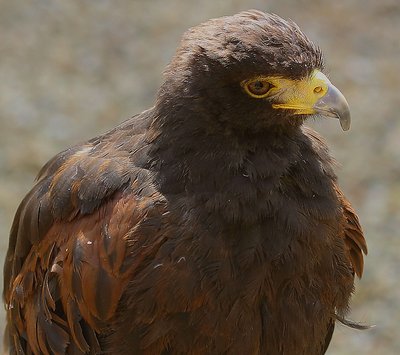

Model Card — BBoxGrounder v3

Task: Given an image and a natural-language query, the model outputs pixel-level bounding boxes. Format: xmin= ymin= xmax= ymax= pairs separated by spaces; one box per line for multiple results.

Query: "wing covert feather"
xmin=3 ymin=136 xmax=165 ymax=354
xmin=335 ymin=185 xmax=367 ymax=278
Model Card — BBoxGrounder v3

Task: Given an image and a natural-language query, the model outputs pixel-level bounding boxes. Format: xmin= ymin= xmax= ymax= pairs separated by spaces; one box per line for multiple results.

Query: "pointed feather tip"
xmin=336 ymin=315 xmax=374 ymax=330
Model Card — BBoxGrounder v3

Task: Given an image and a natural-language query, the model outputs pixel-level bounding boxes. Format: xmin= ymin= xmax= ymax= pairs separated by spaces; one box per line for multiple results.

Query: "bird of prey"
xmin=3 ymin=10 xmax=367 ymax=355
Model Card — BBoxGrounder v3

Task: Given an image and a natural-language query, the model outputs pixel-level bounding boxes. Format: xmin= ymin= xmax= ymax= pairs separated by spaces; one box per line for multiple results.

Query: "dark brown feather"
xmin=335 ymin=185 xmax=368 ymax=278
xmin=3 ymin=10 xmax=367 ymax=355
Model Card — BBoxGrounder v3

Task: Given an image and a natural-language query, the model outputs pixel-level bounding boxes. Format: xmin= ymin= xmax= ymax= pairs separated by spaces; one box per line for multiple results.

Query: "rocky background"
xmin=0 ymin=1 xmax=399 ymax=353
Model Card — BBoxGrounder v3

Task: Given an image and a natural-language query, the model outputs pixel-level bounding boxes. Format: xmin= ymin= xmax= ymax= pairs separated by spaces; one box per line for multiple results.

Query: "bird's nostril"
xmin=314 ymin=86 xmax=323 ymax=94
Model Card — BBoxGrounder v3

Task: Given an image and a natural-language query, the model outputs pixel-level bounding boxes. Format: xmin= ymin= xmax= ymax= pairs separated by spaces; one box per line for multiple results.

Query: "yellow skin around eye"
xmin=242 ymin=70 xmax=331 ymax=115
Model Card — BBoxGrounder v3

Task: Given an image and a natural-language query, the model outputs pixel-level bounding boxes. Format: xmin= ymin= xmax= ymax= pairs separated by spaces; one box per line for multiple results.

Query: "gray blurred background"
xmin=0 ymin=0 xmax=399 ymax=354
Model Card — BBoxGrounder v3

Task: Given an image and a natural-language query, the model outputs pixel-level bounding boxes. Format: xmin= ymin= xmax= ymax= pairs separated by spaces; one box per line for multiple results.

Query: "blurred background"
xmin=0 ymin=0 xmax=399 ymax=353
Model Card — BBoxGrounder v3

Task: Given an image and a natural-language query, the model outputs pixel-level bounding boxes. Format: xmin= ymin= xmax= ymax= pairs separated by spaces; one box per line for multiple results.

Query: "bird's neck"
xmin=148 ymin=110 xmax=303 ymax=198
xmin=146 ymin=103 xmax=340 ymax=226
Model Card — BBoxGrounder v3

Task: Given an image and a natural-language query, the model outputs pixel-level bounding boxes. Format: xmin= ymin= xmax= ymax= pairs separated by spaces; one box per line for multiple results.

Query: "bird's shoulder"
xmin=334 ymin=185 xmax=368 ymax=278
xmin=3 ymin=109 xmax=169 ymax=353
xmin=301 ymin=127 xmax=367 ymax=278
xmin=294 ymin=127 xmax=367 ymax=279
xmin=9 ymin=110 xmax=158 ymax=249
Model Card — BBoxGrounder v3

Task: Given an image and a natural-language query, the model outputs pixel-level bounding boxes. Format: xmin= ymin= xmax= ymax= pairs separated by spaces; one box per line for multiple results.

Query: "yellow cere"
xmin=242 ymin=70 xmax=332 ymax=115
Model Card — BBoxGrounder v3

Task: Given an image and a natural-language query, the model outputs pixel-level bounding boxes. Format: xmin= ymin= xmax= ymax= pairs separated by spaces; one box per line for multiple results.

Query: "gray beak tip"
xmin=339 ymin=114 xmax=351 ymax=131
xmin=314 ymin=83 xmax=351 ymax=132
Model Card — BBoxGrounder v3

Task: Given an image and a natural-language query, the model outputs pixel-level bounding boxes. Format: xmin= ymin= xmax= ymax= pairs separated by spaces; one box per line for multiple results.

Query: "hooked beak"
xmin=270 ymin=70 xmax=351 ymax=131
xmin=313 ymin=82 xmax=351 ymax=131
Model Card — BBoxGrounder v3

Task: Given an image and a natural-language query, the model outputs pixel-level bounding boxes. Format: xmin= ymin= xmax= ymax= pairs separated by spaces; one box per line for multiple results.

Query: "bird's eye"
xmin=243 ymin=79 xmax=273 ymax=98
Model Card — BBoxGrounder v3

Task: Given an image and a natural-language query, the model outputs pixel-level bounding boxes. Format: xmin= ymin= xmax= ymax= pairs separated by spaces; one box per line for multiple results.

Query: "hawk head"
xmin=157 ymin=10 xmax=350 ymax=134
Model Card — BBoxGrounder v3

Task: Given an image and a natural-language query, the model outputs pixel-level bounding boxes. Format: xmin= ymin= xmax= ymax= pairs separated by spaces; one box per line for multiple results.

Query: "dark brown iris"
xmin=247 ymin=79 xmax=272 ymax=96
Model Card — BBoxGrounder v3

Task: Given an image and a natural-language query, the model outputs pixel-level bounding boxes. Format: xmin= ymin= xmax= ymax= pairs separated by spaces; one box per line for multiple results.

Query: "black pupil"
xmin=250 ymin=80 xmax=271 ymax=95
xmin=254 ymin=81 xmax=264 ymax=90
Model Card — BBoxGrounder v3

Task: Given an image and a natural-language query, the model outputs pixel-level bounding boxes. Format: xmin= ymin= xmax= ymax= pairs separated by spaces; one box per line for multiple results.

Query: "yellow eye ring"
xmin=242 ymin=78 xmax=273 ymax=98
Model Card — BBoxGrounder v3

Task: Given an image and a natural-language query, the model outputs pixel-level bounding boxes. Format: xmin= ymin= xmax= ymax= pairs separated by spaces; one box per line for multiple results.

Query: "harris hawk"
xmin=3 ymin=10 xmax=367 ymax=355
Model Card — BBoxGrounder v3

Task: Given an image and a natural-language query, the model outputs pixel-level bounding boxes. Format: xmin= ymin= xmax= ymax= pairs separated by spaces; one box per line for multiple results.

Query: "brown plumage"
xmin=3 ymin=10 xmax=367 ymax=355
